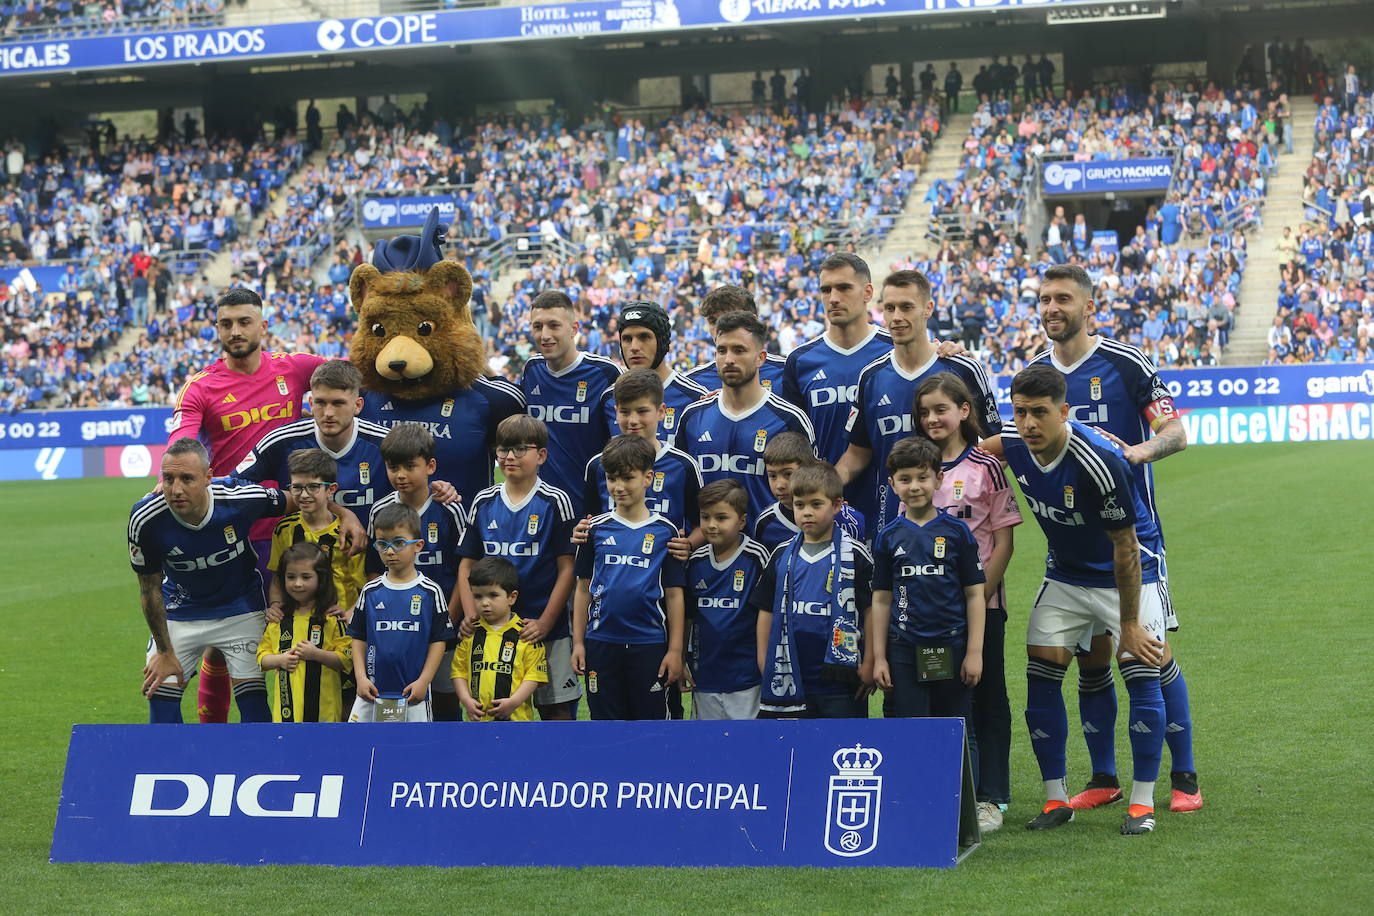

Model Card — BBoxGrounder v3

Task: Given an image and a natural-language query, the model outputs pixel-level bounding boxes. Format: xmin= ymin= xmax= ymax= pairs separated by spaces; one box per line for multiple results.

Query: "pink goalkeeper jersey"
xmin=935 ymin=445 xmax=1022 ymax=610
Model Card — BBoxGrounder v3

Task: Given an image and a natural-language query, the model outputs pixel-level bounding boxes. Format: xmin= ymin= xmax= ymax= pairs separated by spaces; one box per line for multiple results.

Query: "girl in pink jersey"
xmin=915 ymin=372 xmax=1022 ymax=832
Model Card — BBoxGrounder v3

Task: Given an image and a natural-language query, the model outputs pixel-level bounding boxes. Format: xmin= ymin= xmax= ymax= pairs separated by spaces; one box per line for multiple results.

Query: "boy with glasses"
xmin=268 ymin=448 xmax=367 ymax=615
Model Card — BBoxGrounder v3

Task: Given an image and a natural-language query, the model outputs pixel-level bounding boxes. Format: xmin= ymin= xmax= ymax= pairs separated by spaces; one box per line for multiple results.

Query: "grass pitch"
xmin=1 ymin=441 xmax=1371 ymax=913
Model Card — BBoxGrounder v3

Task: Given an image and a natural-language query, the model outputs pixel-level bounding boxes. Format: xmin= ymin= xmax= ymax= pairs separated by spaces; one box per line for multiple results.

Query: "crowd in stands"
xmin=1270 ymin=74 xmax=1374 ymax=365
xmin=0 ymin=0 xmax=231 ymax=39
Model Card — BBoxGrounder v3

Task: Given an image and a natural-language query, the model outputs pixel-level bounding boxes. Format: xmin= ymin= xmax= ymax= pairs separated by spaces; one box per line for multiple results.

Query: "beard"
xmin=1045 ymin=313 xmax=1083 ymax=342
xmin=221 ymin=337 xmax=262 ymax=358
xmin=721 ymin=364 xmax=759 ymax=389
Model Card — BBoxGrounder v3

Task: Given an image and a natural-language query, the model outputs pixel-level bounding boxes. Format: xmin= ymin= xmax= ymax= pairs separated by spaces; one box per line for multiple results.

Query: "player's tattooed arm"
xmin=139 ymin=572 xmax=183 ymax=695
xmin=1105 ymin=525 xmax=1163 ymax=666
xmin=1097 ymin=417 xmax=1187 ymax=465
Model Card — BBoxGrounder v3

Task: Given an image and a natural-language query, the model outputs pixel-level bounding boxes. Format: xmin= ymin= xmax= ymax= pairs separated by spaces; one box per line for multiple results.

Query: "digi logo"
xmin=130 ymin=773 xmax=344 ymax=818
xmin=220 ymin=401 xmax=294 ymax=431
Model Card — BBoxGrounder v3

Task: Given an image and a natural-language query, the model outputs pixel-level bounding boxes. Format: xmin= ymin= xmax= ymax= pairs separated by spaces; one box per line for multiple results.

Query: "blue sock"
xmin=149 ymin=685 xmax=184 ymax=724
xmin=1025 ymin=658 xmax=1069 ymax=782
xmin=1159 ymin=658 xmax=1195 ymax=773
xmin=1077 ymin=666 xmax=1117 ymax=777
xmin=1120 ymin=662 xmax=1166 ymax=784
xmin=233 ymin=681 xmax=271 ymax=723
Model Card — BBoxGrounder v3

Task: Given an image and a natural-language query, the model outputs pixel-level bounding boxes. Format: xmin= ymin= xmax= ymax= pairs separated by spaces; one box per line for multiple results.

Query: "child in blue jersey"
xmin=572 ymin=435 xmax=686 ymax=720
xmin=750 ymin=462 xmax=874 ymax=719
xmin=688 ymin=479 xmax=770 ymax=720
xmin=754 ymin=431 xmax=866 ymax=549
xmin=348 ymin=503 xmax=455 ymax=723
xmin=870 ymin=437 xmax=987 ymax=726
xmin=366 ymin=423 xmax=467 ymax=721
xmin=458 ymin=415 xmax=580 ymax=720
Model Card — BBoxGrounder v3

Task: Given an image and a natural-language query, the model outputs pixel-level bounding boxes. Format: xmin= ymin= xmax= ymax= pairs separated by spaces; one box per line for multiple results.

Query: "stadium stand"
xmin=0 ymin=0 xmax=225 ymax=38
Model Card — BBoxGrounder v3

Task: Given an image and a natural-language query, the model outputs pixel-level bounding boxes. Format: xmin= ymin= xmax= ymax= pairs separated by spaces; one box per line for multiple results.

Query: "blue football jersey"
xmin=360 ymin=377 xmax=526 ymax=507
xmin=670 ymin=391 xmax=815 ymax=528
xmin=1002 ymin=421 xmax=1163 ymax=588
xmin=871 ymin=512 xmax=985 ymax=644
xmin=575 ymin=512 xmax=686 ymax=645
xmin=782 ymin=327 xmax=892 ymax=468
xmin=347 ymin=573 xmax=454 ymax=697
xmin=752 ymin=500 xmax=867 ymax=550
xmin=687 ymin=537 xmax=771 ymax=693
xmin=601 ymin=370 xmax=711 ymax=439
xmin=366 ymin=493 xmax=466 ymax=598
xmin=521 ymin=352 xmax=621 ymax=512
xmin=1029 ymin=337 xmax=1177 ymax=531
xmin=128 ymin=479 xmax=286 ymax=621
xmin=459 ymin=480 xmax=577 ymax=640
xmin=748 ymin=534 xmax=874 ymax=696
xmin=236 ymin=417 xmax=391 ymax=512
xmin=582 ymin=442 xmax=702 ymax=534
xmin=686 ymin=353 xmax=787 ymax=393
xmin=845 ymin=351 xmax=1001 ymax=535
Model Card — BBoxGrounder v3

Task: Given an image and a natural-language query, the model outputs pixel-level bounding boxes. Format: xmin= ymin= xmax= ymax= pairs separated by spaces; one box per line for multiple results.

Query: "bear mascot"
xmin=349 ymin=207 xmax=525 ymax=721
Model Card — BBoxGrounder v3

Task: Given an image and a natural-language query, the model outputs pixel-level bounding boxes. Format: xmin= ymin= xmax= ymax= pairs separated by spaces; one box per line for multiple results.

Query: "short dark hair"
xmin=165 ymin=436 xmax=210 ymax=471
xmin=613 ymin=369 xmax=664 ymax=408
xmin=216 ymin=287 xmax=262 ymax=311
xmin=819 ymin=252 xmax=871 ymax=284
xmin=714 ymin=310 xmax=767 ymax=348
xmin=601 ymin=433 xmax=656 ymax=477
xmin=468 ymin=556 xmax=519 ymax=595
xmin=287 ymin=448 xmax=337 ymax=481
xmin=381 ymin=422 xmax=436 ymax=465
xmin=700 ymin=285 xmax=756 ymax=320
xmin=698 ymin=478 xmax=748 ymax=517
xmin=788 ymin=462 xmax=842 ymax=502
xmin=881 ymin=270 xmax=933 ymax=303
xmin=763 ymin=430 xmax=815 ymax=468
xmin=310 ymin=359 xmax=362 ymax=395
xmin=495 ymin=414 xmax=548 ymax=449
xmin=886 ymin=436 xmax=942 ymax=476
xmin=372 ymin=502 xmax=422 ymax=538
xmin=530 ymin=290 xmax=575 ymax=314
xmin=1041 ymin=263 xmax=1094 ymax=298
xmin=1011 ymin=363 xmax=1067 ymax=404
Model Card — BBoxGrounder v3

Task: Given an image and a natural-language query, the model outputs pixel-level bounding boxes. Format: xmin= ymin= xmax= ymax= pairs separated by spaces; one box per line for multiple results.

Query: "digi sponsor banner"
xmin=2 ymin=0 xmax=1111 ymax=77
xmin=0 ymin=408 xmax=174 ymax=449
xmin=1041 ymin=157 xmax=1174 ymax=195
xmin=52 ymin=721 xmax=979 ymax=868
xmin=360 ymin=195 xmax=458 ymax=230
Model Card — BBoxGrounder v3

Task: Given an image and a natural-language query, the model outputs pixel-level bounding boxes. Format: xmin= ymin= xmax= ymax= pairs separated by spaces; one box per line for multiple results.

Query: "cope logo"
xmin=130 ymin=774 xmax=344 ymax=818
xmin=316 ymin=19 xmax=346 ymax=51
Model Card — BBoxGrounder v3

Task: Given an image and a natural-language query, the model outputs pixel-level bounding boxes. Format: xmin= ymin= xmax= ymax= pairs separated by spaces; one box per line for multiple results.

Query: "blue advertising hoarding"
xmin=0 ymin=408 xmax=174 ymax=450
xmin=1041 ymin=157 xmax=1175 ymax=196
xmin=51 ymin=721 xmax=978 ymax=868
xmin=1 ymin=0 xmax=1113 ymax=77
xmin=360 ymin=195 xmax=458 ymax=229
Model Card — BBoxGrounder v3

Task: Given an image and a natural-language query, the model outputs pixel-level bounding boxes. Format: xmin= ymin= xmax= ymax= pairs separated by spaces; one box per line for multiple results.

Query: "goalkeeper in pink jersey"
xmin=914 ymin=372 xmax=1022 ymax=834
xmin=168 ymin=288 xmax=366 ymax=721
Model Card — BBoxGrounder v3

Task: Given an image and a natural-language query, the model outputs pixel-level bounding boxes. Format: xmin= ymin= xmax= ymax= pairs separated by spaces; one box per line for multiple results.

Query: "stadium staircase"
xmin=1224 ymin=96 xmax=1317 ymax=366
xmin=862 ymin=109 xmax=973 ymax=273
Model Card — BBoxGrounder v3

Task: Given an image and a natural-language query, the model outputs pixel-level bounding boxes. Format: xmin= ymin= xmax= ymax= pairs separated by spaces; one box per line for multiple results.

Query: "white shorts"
xmin=348 ymin=694 xmax=433 ymax=722
xmin=1090 ymin=575 xmax=1178 ymax=637
xmin=147 ymin=611 xmax=265 ymax=686
xmin=691 ymin=686 xmax=761 ymax=720
xmin=431 ymin=647 xmax=457 ymax=694
xmin=1028 ymin=578 xmax=1168 ymax=660
xmin=535 ymin=636 xmax=583 ymax=706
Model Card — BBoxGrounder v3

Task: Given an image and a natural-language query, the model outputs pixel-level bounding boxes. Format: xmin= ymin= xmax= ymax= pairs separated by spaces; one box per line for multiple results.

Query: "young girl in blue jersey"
xmin=258 ymin=543 xmax=351 ymax=723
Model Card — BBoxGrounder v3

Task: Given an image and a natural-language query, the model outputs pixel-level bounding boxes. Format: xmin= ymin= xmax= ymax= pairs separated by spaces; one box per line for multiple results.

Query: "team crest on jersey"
xmin=527 ymin=514 xmax=540 ymax=535
xmin=501 ymin=642 xmax=515 ymax=663
xmin=952 ymin=480 xmax=964 ymax=500
xmin=641 ymin=533 xmax=655 ymax=554
xmin=309 ymin=623 xmax=323 ymax=647
xmin=410 ymin=595 xmax=422 ymax=615
xmin=276 ymin=376 xmax=289 ymax=396
xmin=664 ymin=407 xmax=676 ymax=429
xmin=441 ymin=398 xmax=454 ymax=417
xmin=427 ymin=523 xmax=438 ymax=543
xmin=359 ymin=462 xmax=370 ymax=485
xmin=754 ymin=429 xmax=769 ymax=452
xmin=762 ymin=379 xmax=773 ymax=391
xmin=1063 ymin=486 xmax=1075 ymax=509
xmin=588 ymin=671 xmax=598 ymax=693
xmin=934 ymin=536 xmax=946 ymax=559
xmin=1089 ymin=377 xmax=1103 ymax=401
xmin=652 ymin=471 xmax=665 ymax=493
xmin=576 ymin=381 xmax=588 ymax=403
xmin=223 ymin=525 xmax=237 ymax=545
xmin=733 ymin=569 xmax=746 ymax=592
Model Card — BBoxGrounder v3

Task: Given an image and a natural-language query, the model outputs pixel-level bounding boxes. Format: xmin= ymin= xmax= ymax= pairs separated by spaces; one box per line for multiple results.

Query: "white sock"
xmin=1044 ymin=778 xmax=1068 ymax=804
xmin=1130 ymin=780 xmax=1156 ymax=809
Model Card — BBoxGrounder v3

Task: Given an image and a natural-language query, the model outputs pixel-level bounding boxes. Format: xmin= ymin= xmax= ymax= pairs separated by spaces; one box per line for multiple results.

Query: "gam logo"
xmin=130 ymin=773 xmax=344 ymax=818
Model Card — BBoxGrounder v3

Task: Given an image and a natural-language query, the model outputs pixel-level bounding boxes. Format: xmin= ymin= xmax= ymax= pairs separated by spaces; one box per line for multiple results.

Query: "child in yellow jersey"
xmin=453 ymin=557 xmax=548 ymax=722
xmin=267 ymin=449 xmax=367 ymax=617
xmin=257 ymin=543 xmax=351 ymax=722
